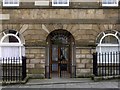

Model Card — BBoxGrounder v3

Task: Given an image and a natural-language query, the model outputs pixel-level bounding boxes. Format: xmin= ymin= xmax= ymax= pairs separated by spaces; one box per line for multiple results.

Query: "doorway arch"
xmin=45 ymin=29 xmax=76 ymax=78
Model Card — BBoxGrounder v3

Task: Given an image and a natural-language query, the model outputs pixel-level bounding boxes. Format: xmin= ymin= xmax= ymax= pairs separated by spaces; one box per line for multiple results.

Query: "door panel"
xmin=51 ymin=45 xmax=58 ymax=73
xmin=52 ymin=64 xmax=58 ymax=71
xmin=52 ymin=45 xmax=58 ymax=61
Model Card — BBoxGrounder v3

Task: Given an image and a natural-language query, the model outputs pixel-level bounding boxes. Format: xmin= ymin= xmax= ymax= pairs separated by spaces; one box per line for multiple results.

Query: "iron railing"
xmin=1 ymin=56 xmax=26 ymax=82
xmin=93 ymin=52 xmax=120 ymax=77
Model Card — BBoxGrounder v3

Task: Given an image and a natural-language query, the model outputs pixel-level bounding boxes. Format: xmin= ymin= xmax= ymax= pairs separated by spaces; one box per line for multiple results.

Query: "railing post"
xmin=110 ymin=52 xmax=112 ymax=76
xmin=119 ymin=51 xmax=120 ymax=75
xmin=22 ymin=56 xmax=26 ymax=80
xmin=3 ymin=58 xmax=4 ymax=81
xmin=6 ymin=58 xmax=7 ymax=81
xmin=93 ymin=52 xmax=98 ymax=76
xmin=105 ymin=53 xmax=106 ymax=76
xmin=0 ymin=58 xmax=3 ymax=81
xmin=108 ymin=52 xmax=109 ymax=76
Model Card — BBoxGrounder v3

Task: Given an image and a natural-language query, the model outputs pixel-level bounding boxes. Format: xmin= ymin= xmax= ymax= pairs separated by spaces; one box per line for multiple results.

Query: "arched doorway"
xmin=46 ymin=29 xmax=75 ymax=78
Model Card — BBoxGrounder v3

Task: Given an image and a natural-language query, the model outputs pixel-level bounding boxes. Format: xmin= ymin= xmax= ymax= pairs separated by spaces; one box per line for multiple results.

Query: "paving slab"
xmin=26 ymin=78 xmax=93 ymax=85
xmin=1 ymin=78 xmax=120 ymax=89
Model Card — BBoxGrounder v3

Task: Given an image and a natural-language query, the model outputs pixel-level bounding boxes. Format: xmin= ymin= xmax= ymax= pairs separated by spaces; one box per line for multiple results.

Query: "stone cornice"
xmin=1 ymin=19 xmax=119 ymax=24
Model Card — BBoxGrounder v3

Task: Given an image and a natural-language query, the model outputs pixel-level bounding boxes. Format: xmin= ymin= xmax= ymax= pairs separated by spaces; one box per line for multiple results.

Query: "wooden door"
xmin=50 ymin=45 xmax=70 ymax=77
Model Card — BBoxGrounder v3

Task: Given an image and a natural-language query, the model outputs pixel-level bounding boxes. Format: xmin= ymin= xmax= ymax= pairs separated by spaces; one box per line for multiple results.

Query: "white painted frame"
xmin=52 ymin=0 xmax=69 ymax=6
xmin=102 ymin=0 xmax=118 ymax=7
xmin=3 ymin=0 xmax=19 ymax=6
xmin=97 ymin=32 xmax=120 ymax=53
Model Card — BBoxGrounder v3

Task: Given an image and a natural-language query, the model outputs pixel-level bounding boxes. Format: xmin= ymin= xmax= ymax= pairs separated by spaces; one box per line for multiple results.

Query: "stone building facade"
xmin=0 ymin=0 xmax=120 ymax=78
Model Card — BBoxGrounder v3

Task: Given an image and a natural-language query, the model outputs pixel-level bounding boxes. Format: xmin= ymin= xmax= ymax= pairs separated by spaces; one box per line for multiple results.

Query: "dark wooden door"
xmin=50 ymin=45 xmax=70 ymax=77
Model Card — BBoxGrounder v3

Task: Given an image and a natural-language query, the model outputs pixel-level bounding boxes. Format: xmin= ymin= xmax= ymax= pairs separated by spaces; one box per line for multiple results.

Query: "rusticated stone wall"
xmin=76 ymin=48 xmax=95 ymax=77
xmin=0 ymin=7 xmax=120 ymax=78
xmin=25 ymin=47 xmax=45 ymax=78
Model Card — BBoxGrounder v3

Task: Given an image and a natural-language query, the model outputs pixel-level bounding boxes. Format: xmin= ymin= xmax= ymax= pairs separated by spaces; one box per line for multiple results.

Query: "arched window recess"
xmin=0 ymin=30 xmax=25 ymax=60
xmin=96 ymin=30 xmax=120 ymax=53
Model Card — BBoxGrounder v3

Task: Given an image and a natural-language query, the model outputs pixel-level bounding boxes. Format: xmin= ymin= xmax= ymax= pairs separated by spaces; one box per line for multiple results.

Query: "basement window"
xmin=52 ymin=0 xmax=69 ymax=6
xmin=102 ymin=0 xmax=118 ymax=6
xmin=3 ymin=0 xmax=19 ymax=6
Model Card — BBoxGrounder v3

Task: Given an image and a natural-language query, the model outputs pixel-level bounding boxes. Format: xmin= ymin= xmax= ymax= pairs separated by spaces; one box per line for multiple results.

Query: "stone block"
xmin=95 ymin=9 xmax=105 ymax=19
xmin=76 ymin=55 xmax=80 ymax=58
xmin=71 ymin=9 xmax=78 ymax=19
xmin=76 ymin=59 xmax=80 ymax=63
xmin=78 ymin=10 xmax=86 ymax=19
xmin=35 ymin=64 xmax=45 ymax=69
xmin=30 ymin=49 xmax=40 ymax=54
xmin=76 ymin=64 xmax=85 ymax=68
xmin=86 ymin=54 xmax=93 ymax=59
xmin=30 ymin=59 xmax=40 ymax=64
xmin=86 ymin=9 xmax=95 ymax=19
xmin=40 ymin=49 xmax=45 ymax=53
xmin=40 ymin=59 xmax=45 ymax=64
xmin=95 ymin=9 xmax=103 ymax=15
xmin=28 ymin=74 xmax=45 ymax=79
xmin=27 ymin=64 xmax=35 ymax=68
xmin=31 ymin=35 xmax=40 ymax=40
xmin=24 ymin=35 xmax=31 ymax=41
xmin=63 ymin=24 xmax=68 ymax=30
xmin=28 ymin=69 xmax=45 ymax=74
xmin=80 ymin=24 xmax=92 ymax=29
xmin=87 ymin=9 xmax=95 ymax=14
xmin=35 ymin=54 xmax=41 ymax=59
xmin=76 ymin=54 xmax=85 ymax=58
xmin=40 ymin=54 xmax=45 ymax=59
xmin=28 ymin=54 xmax=35 ymax=58
xmin=81 ymin=59 xmax=91 ymax=64
xmin=26 ymin=59 xmax=30 ymax=64
xmin=81 ymin=49 xmax=90 ymax=54
xmin=80 ymin=69 xmax=91 ymax=73
xmin=85 ymin=63 xmax=93 ymax=69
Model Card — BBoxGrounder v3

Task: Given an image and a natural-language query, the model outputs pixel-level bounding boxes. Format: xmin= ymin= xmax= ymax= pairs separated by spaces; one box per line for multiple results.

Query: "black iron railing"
xmin=2 ymin=56 xmax=26 ymax=82
xmin=93 ymin=52 xmax=120 ymax=77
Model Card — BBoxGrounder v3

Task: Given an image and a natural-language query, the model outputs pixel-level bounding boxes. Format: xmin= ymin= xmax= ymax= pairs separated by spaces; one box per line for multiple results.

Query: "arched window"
xmin=96 ymin=30 xmax=120 ymax=63
xmin=0 ymin=30 xmax=25 ymax=59
xmin=96 ymin=30 xmax=120 ymax=53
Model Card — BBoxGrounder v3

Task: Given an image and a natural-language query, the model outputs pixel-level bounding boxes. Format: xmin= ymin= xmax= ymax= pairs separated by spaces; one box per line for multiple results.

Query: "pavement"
xmin=1 ymin=78 xmax=120 ymax=90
